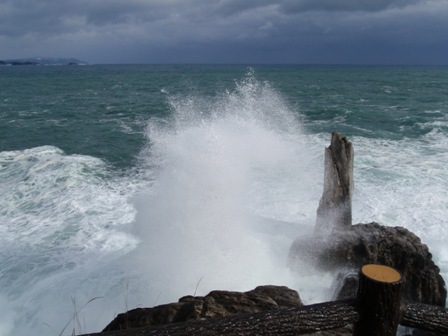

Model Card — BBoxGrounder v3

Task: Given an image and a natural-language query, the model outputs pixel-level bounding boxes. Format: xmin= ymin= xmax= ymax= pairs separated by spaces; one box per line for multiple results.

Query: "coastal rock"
xmin=292 ymin=132 xmax=446 ymax=308
xmin=331 ymin=271 xmax=359 ymax=301
xmin=315 ymin=132 xmax=354 ymax=236
xmin=289 ymin=222 xmax=447 ymax=306
xmin=103 ymin=285 xmax=302 ymax=332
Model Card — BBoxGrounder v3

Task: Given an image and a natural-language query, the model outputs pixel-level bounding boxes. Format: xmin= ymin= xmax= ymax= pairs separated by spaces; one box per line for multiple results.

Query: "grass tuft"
xmin=53 ymin=296 xmax=103 ymax=336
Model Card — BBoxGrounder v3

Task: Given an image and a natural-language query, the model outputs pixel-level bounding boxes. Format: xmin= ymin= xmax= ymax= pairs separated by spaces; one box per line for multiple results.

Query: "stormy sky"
xmin=1 ymin=0 xmax=447 ymax=64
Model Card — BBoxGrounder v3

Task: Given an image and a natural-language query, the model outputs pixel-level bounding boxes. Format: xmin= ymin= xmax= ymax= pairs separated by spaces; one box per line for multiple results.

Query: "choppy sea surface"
xmin=0 ymin=64 xmax=447 ymax=335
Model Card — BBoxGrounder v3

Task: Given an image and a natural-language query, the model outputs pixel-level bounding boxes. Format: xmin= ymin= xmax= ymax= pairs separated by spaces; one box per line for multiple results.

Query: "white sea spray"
xmin=132 ymin=71 xmax=327 ymax=304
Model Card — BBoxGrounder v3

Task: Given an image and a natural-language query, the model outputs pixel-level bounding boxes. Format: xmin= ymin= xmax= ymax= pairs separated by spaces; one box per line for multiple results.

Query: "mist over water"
xmin=0 ymin=66 xmax=447 ymax=336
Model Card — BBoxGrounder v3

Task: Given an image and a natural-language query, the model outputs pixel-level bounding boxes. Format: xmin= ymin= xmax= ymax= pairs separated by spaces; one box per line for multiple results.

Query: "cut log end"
xmin=362 ymin=264 xmax=401 ymax=283
xmin=354 ymin=264 xmax=403 ymax=336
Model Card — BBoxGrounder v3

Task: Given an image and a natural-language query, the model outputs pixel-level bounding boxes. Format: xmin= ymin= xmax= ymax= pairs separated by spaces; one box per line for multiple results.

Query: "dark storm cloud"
xmin=277 ymin=0 xmax=420 ymax=13
xmin=0 ymin=0 xmax=447 ymax=64
xmin=0 ymin=0 xmax=168 ymax=35
xmin=208 ymin=0 xmax=421 ymax=17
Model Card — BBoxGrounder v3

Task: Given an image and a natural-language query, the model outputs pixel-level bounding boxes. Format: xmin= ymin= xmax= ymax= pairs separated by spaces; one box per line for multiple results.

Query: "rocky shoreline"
xmin=82 ymin=285 xmax=354 ymax=336
xmin=103 ymin=285 xmax=304 ymax=332
xmin=81 ymin=132 xmax=446 ymax=336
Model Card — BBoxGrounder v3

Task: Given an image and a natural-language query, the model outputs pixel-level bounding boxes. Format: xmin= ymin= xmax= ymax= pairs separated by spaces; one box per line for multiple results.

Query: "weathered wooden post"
xmin=353 ymin=264 xmax=403 ymax=336
xmin=315 ymin=131 xmax=354 ymax=236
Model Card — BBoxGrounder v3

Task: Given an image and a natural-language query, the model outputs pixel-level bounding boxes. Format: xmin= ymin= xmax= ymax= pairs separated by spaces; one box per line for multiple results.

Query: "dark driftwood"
xmin=353 ymin=265 xmax=403 ymax=336
xmin=315 ymin=131 xmax=354 ymax=236
xmin=81 ymin=300 xmax=358 ymax=336
xmin=79 ymin=297 xmax=448 ymax=336
xmin=402 ymin=302 xmax=448 ymax=334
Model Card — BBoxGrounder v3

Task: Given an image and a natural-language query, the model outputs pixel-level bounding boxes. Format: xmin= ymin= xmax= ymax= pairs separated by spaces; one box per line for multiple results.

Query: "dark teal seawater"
xmin=1 ymin=65 xmax=447 ymax=169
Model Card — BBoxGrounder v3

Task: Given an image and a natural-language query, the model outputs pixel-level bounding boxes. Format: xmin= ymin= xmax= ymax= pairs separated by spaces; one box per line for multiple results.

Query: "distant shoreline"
xmin=0 ymin=57 xmax=88 ymax=66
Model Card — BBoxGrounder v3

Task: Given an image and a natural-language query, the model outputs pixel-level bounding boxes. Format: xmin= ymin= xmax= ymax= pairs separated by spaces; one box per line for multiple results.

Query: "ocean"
xmin=0 ymin=64 xmax=447 ymax=335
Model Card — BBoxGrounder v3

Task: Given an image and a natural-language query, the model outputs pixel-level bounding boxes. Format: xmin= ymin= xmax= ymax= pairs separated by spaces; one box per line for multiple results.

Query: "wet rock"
xmin=315 ymin=131 xmax=354 ymax=236
xmin=289 ymin=222 xmax=446 ymax=306
xmin=103 ymin=285 xmax=302 ymax=332
xmin=331 ymin=271 xmax=359 ymax=301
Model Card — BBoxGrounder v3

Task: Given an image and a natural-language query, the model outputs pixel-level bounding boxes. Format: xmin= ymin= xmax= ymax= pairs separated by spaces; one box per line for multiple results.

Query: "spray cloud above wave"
xmin=131 ymin=70 xmax=325 ymax=304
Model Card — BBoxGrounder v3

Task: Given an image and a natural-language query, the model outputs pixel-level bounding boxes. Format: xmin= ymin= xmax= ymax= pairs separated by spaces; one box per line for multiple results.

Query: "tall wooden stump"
xmin=315 ymin=131 xmax=354 ymax=236
xmin=353 ymin=264 xmax=403 ymax=336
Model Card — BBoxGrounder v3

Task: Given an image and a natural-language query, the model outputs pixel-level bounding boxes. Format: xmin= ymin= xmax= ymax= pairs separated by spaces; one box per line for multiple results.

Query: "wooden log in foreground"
xmin=402 ymin=302 xmax=448 ymax=334
xmin=81 ymin=300 xmax=358 ymax=336
xmin=81 ymin=264 xmax=448 ymax=336
xmin=353 ymin=264 xmax=402 ymax=336
xmin=81 ymin=300 xmax=448 ymax=336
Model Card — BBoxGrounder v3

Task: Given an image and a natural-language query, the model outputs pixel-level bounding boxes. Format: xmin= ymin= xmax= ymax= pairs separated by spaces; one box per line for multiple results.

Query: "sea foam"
xmin=0 ymin=146 xmax=139 ymax=335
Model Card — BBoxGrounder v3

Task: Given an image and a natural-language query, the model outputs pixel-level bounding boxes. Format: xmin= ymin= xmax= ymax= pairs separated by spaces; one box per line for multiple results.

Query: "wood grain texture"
xmin=353 ymin=265 xmax=402 ymax=336
xmin=81 ymin=300 xmax=358 ymax=336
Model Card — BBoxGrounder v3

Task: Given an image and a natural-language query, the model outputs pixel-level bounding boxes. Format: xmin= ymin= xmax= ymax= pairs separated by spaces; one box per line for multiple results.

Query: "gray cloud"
xmin=277 ymin=0 xmax=421 ymax=13
xmin=209 ymin=0 xmax=274 ymax=17
xmin=0 ymin=0 xmax=447 ymax=64
xmin=0 ymin=0 xmax=168 ymax=35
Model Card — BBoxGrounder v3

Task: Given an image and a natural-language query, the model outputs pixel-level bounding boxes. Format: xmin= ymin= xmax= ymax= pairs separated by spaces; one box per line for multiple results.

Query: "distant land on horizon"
xmin=3 ymin=59 xmax=448 ymax=67
xmin=0 ymin=57 xmax=88 ymax=66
